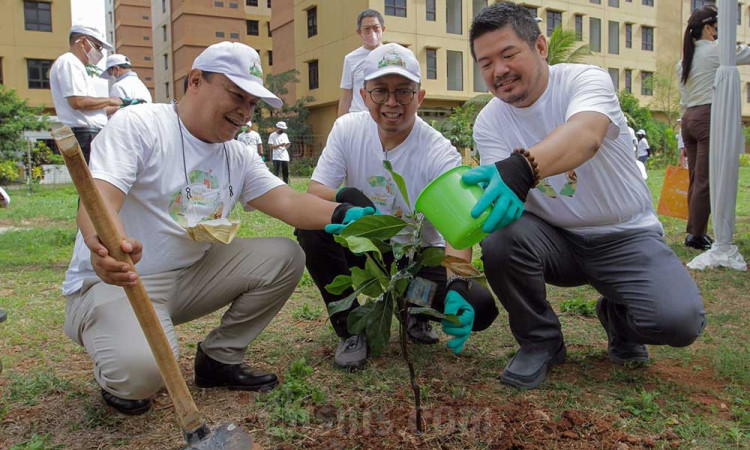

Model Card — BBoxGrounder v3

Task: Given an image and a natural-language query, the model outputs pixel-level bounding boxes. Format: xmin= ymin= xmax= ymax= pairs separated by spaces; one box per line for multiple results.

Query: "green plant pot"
xmin=415 ymin=165 xmax=490 ymax=250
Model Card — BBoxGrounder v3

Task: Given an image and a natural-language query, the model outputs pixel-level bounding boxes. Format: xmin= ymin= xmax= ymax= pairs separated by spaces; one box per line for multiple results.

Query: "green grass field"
xmin=0 ymin=169 xmax=748 ymax=449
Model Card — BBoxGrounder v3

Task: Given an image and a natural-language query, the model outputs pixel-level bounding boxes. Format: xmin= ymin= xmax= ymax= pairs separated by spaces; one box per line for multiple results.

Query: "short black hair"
xmin=469 ymin=2 xmax=540 ymax=60
xmin=69 ymin=32 xmax=84 ymax=46
xmin=115 ymin=63 xmax=132 ymax=69
xmin=357 ymin=9 xmax=384 ymax=29
xmin=184 ymin=70 xmax=218 ymax=94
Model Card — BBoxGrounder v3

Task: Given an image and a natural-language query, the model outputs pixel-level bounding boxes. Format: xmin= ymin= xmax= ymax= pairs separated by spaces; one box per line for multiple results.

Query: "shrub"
xmin=0 ymin=160 xmax=18 ymax=184
xmin=289 ymin=157 xmax=316 ymax=177
xmin=740 ymin=153 xmax=750 ymax=167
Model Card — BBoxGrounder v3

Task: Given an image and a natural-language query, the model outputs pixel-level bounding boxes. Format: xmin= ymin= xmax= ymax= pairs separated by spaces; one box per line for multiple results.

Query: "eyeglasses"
xmin=367 ymin=88 xmax=417 ymax=105
xmin=83 ymin=38 xmax=103 ymax=52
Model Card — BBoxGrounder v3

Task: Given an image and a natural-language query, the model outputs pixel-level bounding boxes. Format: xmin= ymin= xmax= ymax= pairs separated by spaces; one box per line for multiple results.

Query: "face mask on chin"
xmin=83 ymin=38 xmax=104 ymax=65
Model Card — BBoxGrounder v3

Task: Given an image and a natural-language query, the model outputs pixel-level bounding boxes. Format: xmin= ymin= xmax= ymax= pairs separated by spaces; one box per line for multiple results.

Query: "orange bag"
xmin=657 ymin=165 xmax=689 ymax=220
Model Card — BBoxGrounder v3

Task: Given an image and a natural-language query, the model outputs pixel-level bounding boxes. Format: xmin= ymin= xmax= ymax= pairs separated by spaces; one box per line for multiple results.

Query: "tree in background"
xmin=648 ymin=62 xmax=682 ymax=166
xmin=0 ymin=86 xmax=48 ymax=162
xmin=252 ymin=69 xmax=314 ymax=159
xmin=619 ymin=90 xmax=672 ymax=167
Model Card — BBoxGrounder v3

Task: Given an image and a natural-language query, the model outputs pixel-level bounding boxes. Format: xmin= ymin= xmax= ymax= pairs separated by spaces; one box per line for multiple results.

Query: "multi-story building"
xmin=272 ymin=0 xmax=750 ymax=150
xmin=150 ymin=0 xmax=273 ymax=103
xmin=0 ymin=0 xmax=72 ymax=112
xmin=105 ymin=0 xmax=155 ymax=99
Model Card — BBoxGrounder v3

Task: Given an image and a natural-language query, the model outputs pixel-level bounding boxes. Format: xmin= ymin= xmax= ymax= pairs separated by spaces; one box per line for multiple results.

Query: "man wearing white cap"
xmin=636 ymin=129 xmax=650 ymax=165
xmin=268 ymin=121 xmax=290 ymax=183
xmin=237 ymin=121 xmax=264 ymax=160
xmin=101 ymin=54 xmax=152 ymax=105
xmin=297 ymin=43 xmax=497 ymax=370
xmin=50 ymin=25 xmax=122 ymax=164
xmin=61 ymin=42 xmax=374 ymax=416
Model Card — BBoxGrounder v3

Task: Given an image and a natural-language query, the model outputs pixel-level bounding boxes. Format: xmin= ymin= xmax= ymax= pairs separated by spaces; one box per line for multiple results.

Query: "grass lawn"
xmin=1 ymin=169 xmax=749 ymax=449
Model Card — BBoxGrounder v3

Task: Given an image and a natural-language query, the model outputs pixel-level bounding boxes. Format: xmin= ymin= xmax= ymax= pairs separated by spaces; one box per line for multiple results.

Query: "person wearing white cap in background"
xmin=100 ymin=54 xmax=152 ymax=106
xmin=337 ymin=9 xmax=386 ymax=116
xmin=61 ymin=41 xmax=374 ymax=416
xmin=297 ymin=43 xmax=498 ymax=371
xmin=50 ymin=25 xmax=121 ymax=164
xmin=0 ymin=186 xmax=9 ymax=208
xmin=236 ymin=121 xmax=264 ymax=160
xmin=268 ymin=121 xmax=290 ymax=183
xmin=636 ymin=129 xmax=650 ymax=165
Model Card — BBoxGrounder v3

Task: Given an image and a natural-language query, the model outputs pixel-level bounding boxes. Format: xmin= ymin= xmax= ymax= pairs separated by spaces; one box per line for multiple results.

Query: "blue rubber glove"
xmin=462 ymin=164 xmax=524 ymax=234
xmin=441 ymin=290 xmax=475 ymax=354
xmin=325 ymin=205 xmax=376 ymax=234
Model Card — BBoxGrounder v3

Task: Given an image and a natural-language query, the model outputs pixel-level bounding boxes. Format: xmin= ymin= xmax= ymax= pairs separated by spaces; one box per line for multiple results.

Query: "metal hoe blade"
xmin=184 ymin=422 xmax=254 ymax=450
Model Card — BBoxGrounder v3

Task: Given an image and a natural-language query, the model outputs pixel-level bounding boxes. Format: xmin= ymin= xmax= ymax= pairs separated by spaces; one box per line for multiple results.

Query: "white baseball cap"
xmin=100 ymin=54 xmax=131 ymax=79
xmin=192 ymin=42 xmax=282 ymax=108
xmin=363 ymin=43 xmax=421 ymax=84
xmin=70 ymin=25 xmax=113 ymax=51
xmin=636 ymin=129 xmax=646 ymax=135
xmin=276 ymin=121 xmax=288 ymax=130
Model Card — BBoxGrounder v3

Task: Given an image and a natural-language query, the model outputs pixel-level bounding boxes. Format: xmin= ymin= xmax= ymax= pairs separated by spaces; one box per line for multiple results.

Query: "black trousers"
xmin=480 ymin=212 xmax=705 ymax=353
xmin=71 ymin=128 xmax=100 ymax=165
xmin=273 ymin=160 xmax=289 ymax=184
xmin=295 ymin=228 xmax=448 ymax=338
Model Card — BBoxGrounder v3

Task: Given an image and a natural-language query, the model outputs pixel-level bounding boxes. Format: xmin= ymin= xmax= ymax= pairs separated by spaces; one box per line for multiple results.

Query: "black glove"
xmin=335 ymin=187 xmax=376 ymax=209
xmin=446 ymin=278 xmax=498 ymax=332
xmin=494 ymin=152 xmax=535 ymax=203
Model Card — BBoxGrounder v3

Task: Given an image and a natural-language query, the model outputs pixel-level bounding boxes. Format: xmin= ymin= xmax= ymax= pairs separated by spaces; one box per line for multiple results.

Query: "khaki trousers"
xmin=64 ymin=237 xmax=305 ymax=400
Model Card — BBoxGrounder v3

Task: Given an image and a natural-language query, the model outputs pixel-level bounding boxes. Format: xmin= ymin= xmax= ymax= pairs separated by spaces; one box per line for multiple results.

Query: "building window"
xmin=247 ymin=0 xmax=258 ymax=5
xmin=747 ymin=83 xmax=750 ymax=102
xmin=608 ymin=21 xmax=619 ymax=54
xmin=575 ymin=15 xmax=583 ymax=41
xmin=144 ymin=35 xmax=150 ymax=40
xmin=308 ymin=60 xmax=319 ymax=89
xmin=145 ymin=56 xmax=151 ymax=61
xmin=473 ymin=0 xmax=488 ymax=18
xmin=162 ymin=25 xmax=167 ymax=41
xmin=625 ymin=23 xmax=632 ymax=48
xmin=590 ymin=18 xmax=601 ymax=52
xmin=268 ymin=0 xmax=271 ymax=7
xmin=608 ymin=68 xmax=619 ymax=90
xmin=164 ymin=54 xmax=168 ymax=70
xmin=447 ymin=0 xmax=462 ymax=34
xmin=547 ymin=11 xmax=562 ymax=37
xmin=247 ymin=19 xmax=259 ymax=35
xmin=165 ymin=82 xmax=170 ymax=98
xmin=162 ymin=0 xmax=166 ymax=13
xmin=426 ymin=49 xmax=437 ymax=79
xmin=24 ymin=1 xmax=52 ymax=32
xmin=230 ymin=2 xmax=238 ymax=7
xmin=216 ymin=31 xmax=225 ymax=37
xmin=27 ymin=59 xmax=52 ymax=89
xmin=641 ymin=71 xmax=653 ymax=95
xmin=215 ymin=1 xmax=224 ymax=6
xmin=524 ymin=6 xmax=537 ymax=19
xmin=609 ymin=0 xmax=619 ymax=6
xmin=642 ymin=26 xmax=654 ymax=51
xmin=268 ymin=51 xmax=273 ymax=66
xmin=642 ymin=0 xmax=654 ymax=6
xmin=230 ymin=32 xmax=239 ymax=38
xmin=739 ymin=4 xmax=743 ymax=25
xmin=307 ymin=7 xmax=317 ymax=37
xmin=267 ymin=21 xmax=272 ymax=36
xmin=590 ymin=0 xmax=601 ymax=4
xmin=691 ymin=0 xmax=713 ymax=11
xmin=427 ymin=0 xmax=436 ymax=21
xmin=625 ymin=69 xmax=632 ymax=92
xmin=385 ymin=0 xmax=407 ymax=17
xmin=447 ymin=50 xmax=463 ymax=91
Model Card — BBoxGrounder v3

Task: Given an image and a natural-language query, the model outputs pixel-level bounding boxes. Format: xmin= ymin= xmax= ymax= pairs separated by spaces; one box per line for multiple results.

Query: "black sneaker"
xmin=101 ymin=389 xmax=151 ymax=416
xmin=194 ymin=342 xmax=278 ymax=392
xmin=596 ymin=297 xmax=650 ymax=365
xmin=685 ymin=234 xmax=712 ymax=250
xmin=500 ymin=341 xmax=567 ymax=389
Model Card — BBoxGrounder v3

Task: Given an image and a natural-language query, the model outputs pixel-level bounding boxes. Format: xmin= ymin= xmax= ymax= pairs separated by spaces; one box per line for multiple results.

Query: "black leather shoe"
xmin=685 ymin=234 xmax=712 ymax=250
xmin=194 ymin=342 xmax=278 ymax=392
xmin=500 ymin=341 xmax=566 ymax=389
xmin=101 ymin=389 xmax=151 ymax=416
xmin=596 ymin=297 xmax=650 ymax=365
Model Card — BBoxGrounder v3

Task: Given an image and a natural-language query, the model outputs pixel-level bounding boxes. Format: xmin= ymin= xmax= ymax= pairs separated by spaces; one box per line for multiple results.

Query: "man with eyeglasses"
xmin=297 ymin=43 xmax=498 ymax=370
xmin=50 ymin=25 xmax=123 ymax=164
xmin=61 ymin=42 xmax=374 ymax=416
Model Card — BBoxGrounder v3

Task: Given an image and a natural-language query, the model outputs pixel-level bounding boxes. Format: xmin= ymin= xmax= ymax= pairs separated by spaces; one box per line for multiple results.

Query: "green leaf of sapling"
xmin=340 ymin=214 xmax=409 ymax=241
xmin=419 ymin=247 xmax=445 ymax=267
xmin=383 ymin=160 xmax=411 ymax=210
xmin=325 ymin=275 xmax=353 ymax=295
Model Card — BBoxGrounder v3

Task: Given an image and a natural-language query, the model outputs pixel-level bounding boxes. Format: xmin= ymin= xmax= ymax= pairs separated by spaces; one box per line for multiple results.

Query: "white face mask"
xmin=361 ymin=29 xmax=381 ymax=48
xmin=83 ymin=38 xmax=104 ymax=65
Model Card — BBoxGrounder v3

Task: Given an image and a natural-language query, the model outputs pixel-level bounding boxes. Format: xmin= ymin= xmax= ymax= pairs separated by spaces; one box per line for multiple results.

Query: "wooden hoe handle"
xmin=51 ymin=126 xmax=205 ymax=434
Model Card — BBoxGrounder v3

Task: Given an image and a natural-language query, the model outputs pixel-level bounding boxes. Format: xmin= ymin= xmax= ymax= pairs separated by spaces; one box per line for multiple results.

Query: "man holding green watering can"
xmin=296 ymin=43 xmax=498 ymax=371
xmin=461 ymin=2 xmax=705 ymax=390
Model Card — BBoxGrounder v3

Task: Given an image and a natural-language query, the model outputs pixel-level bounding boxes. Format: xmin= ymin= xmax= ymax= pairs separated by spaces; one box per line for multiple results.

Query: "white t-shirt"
xmin=237 ymin=130 xmax=263 ymax=155
xmin=627 ymin=126 xmax=637 ymax=155
xmin=110 ymin=72 xmax=153 ymax=103
xmin=49 ymin=52 xmax=108 ymax=129
xmin=312 ymin=111 xmax=461 ymax=247
xmin=474 ymin=64 xmax=661 ymax=236
xmin=269 ymin=131 xmax=290 ymax=161
xmin=637 ymin=138 xmax=650 ymax=158
xmin=62 ymin=104 xmax=284 ymax=295
xmin=340 ymin=46 xmax=372 ymax=113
